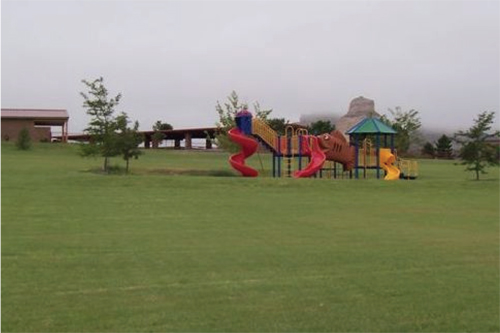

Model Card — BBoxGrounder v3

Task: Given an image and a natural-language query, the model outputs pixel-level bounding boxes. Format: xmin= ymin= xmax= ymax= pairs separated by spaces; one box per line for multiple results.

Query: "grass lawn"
xmin=2 ymin=142 xmax=499 ymax=332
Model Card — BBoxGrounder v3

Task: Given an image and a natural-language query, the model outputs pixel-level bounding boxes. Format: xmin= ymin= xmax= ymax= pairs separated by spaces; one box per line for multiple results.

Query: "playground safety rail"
xmin=252 ymin=118 xmax=279 ymax=152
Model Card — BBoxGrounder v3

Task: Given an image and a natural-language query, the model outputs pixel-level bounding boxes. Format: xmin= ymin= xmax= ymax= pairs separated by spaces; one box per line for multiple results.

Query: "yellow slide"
xmin=379 ymin=148 xmax=400 ymax=180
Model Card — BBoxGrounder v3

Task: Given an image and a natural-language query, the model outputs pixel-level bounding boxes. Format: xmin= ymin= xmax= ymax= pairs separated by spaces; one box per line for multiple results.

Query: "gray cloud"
xmin=2 ymin=0 xmax=499 ymax=134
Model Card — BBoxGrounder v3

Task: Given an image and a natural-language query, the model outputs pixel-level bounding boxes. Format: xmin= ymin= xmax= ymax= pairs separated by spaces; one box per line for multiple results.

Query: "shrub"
xmin=16 ymin=128 xmax=32 ymax=150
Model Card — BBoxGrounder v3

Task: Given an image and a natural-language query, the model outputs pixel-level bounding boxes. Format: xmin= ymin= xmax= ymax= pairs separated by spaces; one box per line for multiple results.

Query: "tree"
xmin=381 ymin=107 xmax=421 ymax=155
xmin=435 ymin=134 xmax=453 ymax=159
xmin=421 ymin=142 xmax=435 ymax=158
xmin=80 ymin=77 xmax=122 ymax=172
xmin=308 ymin=120 xmax=335 ymax=135
xmin=215 ymin=91 xmax=272 ymax=152
xmin=153 ymin=121 xmax=173 ymax=131
xmin=266 ymin=117 xmax=289 ymax=135
xmin=16 ymin=127 xmax=32 ymax=150
xmin=80 ymin=77 xmax=143 ymax=172
xmin=151 ymin=121 xmax=173 ymax=148
xmin=454 ymin=111 xmax=499 ymax=180
xmin=116 ymin=113 xmax=143 ymax=173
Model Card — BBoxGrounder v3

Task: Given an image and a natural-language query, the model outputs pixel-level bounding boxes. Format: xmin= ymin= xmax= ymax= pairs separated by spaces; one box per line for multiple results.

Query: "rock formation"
xmin=335 ymin=96 xmax=381 ymax=138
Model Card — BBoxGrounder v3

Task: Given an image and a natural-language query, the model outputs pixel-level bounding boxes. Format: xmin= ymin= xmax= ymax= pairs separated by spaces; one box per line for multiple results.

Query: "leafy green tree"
xmin=80 ymin=77 xmax=122 ymax=172
xmin=435 ymin=134 xmax=453 ymax=159
xmin=421 ymin=142 xmax=435 ymax=158
xmin=454 ymin=111 xmax=499 ymax=180
xmin=381 ymin=107 xmax=421 ymax=155
xmin=116 ymin=113 xmax=143 ymax=173
xmin=266 ymin=117 xmax=288 ymax=135
xmin=308 ymin=120 xmax=335 ymax=135
xmin=153 ymin=121 xmax=173 ymax=131
xmin=16 ymin=127 xmax=32 ymax=150
xmin=215 ymin=91 xmax=272 ymax=152
xmin=151 ymin=121 xmax=173 ymax=148
xmin=80 ymin=77 xmax=140 ymax=173
xmin=151 ymin=132 xmax=165 ymax=148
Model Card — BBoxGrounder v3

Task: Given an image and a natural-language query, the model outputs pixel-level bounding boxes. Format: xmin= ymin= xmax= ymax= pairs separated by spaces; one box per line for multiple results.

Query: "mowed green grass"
xmin=2 ymin=142 xmax=499 ymax=332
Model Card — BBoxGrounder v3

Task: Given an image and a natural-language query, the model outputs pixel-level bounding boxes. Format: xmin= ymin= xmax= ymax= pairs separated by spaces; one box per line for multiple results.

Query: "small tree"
xmin=381 ymin=107 xmax=422 ymax=155
xmin=421 ymin=142 xmax=435 ymax=158
xmin=214 ymin=91 xmax=272 ymax=152
xmin=308 ymin=120 xmax=335 ymax=135
xmin=454 ymin=111 xmax=499 ymax=180
xmin=435 ymin=134 xmax=453 ymax=159
xmin=80 ymin=77 xmax=122 ymax=172
xmin=116 ymin=113 xmax=143 ymax=173
xmin=16 ymin=127 xmax=32 ymax=150
xmin=151 ymin=120 xmax=172 ymax=148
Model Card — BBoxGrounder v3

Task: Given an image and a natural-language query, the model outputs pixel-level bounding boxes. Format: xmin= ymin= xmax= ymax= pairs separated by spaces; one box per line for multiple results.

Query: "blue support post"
xmin=376 ymin=133 xmax=381 ymax=179
xmin=354 ymin=134 xmax=359 ymax=179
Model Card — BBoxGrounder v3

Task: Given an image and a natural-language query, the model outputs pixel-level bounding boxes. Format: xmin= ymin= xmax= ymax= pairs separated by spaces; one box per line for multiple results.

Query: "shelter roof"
xmin=2 ymin=108 xmax=69 ymax=119
xmin=1 ymin=108 xmax=69 ymax=126
xmin=345 ymin=117 xmax=397 ymax=135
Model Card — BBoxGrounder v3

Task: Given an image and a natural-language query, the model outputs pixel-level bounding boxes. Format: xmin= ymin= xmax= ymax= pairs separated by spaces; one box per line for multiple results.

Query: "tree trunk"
xmin=104 ymin=156 xmax=109 ymax=173
xmin=126 ymin=158 xmax=129 ymax=174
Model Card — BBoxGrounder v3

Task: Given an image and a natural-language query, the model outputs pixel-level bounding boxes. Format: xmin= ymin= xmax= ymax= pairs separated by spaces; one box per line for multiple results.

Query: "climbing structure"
xmin=228 ymin=111 xmax=356 ymax=178
xmin=346 ymin=117 xmax=418 ymax=180
xmin=227 ymin=110 xmax=418 ymax=180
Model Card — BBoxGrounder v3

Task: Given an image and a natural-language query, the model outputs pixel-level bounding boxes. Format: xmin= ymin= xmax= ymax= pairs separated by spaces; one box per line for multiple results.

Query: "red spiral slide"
xmin=228 ymin=128 xmax=259 ymax=177
xmin=293 ymin=136 xmax=326 ymax=178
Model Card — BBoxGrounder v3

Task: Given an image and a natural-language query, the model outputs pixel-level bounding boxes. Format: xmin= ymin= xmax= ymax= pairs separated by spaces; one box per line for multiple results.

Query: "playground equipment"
xmin=379 ymin=148 xmax=400 ymax=180
xmin=227 ymin=127 xmax=259 ymax=177
xmin=293 ymin=136 xmax=326 ymax=178
xmin=227 ymin=111 xmax=418 ymax=180
xmin=346 ymin=117 xmax=418 ymax=180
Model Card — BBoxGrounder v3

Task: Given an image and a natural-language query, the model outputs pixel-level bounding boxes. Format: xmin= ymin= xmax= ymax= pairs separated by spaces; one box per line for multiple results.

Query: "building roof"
xmin=346 ymin=117 xmax=397 ymax=135
xmin=2 ymin=108 xmax=69 ymax=119
xmin=1 ymin=108 xmax=69 ymax=126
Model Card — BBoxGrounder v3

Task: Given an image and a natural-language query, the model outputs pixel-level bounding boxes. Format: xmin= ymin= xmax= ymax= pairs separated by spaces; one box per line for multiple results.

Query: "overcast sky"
xmin=2 ymin=0 xmax=499 ymax=134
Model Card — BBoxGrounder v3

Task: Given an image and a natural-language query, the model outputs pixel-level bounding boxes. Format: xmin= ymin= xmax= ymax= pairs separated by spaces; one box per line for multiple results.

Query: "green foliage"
xmin=381 ymin=107 xmax=421 ymax=155
xmin=151 ymin=131 xmax=165 ymax=147
xmin=16 ymin=127 xmax=32 ymax=150
xmin=153 ymin=121 xmax=173 ymax=131
xmin=266 ymin=117 xmax=289 ymax=135
xmin=80 ymin=77 xmax=122 ymax=171
xmin=214 ymin=91 xmax=272 ymax=152
xmin=116 ymin=113 xmax=143 ymax=173
xmin=151 ymin=120 xmax=172 ymax=148
xmin=421 ymin=142 xmax=435 ymax=158
xmin=80 ymin=77 xmax=141 ymax=173
xmin=308 ymin=120 xmax=335 ymax=135
xmin=435 ymin=134 xmax=453 ymax=159
xmin=454 ymin=111 xmax=499 ymax=180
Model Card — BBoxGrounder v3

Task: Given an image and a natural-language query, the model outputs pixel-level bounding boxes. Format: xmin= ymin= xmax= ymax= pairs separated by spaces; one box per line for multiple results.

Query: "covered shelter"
xmin=1 ymin=108 xmax=69 ymax=143
xmin=346 ymin=117 xmax=397 ymax=179
xmin=61 ymin=126 xmax=220 ymax=150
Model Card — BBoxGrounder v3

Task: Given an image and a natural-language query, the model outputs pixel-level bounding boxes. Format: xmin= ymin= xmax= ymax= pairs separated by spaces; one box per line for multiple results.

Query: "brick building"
xmin=1 ymin=108 xmax=69 ymax=142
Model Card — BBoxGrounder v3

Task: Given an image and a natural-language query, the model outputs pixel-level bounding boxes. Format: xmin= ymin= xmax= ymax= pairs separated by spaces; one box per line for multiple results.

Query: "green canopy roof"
xmin=346 ymin=117 xmax=397 ymax=135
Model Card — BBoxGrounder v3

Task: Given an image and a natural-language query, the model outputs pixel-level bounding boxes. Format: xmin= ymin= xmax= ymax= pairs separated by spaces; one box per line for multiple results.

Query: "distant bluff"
xmin=335 ymin=96 xmax=381 ymax=137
